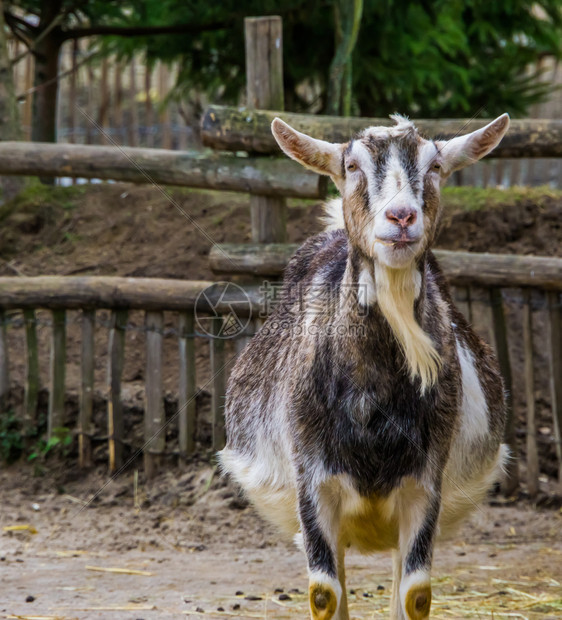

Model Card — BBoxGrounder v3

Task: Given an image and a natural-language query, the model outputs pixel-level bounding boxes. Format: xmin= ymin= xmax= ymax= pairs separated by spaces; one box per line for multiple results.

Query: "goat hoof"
xmin=405 ymin=584 xmax=431 ymax=619
xmin=309 ymin=583 xmax=337 ymax=620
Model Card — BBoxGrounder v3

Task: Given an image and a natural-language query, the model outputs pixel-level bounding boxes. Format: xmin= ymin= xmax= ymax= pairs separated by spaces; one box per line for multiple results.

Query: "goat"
xmin=219 ymin=113 xmax=509 ymax=620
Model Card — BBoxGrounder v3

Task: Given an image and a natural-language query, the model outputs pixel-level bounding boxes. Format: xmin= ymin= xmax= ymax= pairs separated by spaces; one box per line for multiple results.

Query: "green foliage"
xmin=0 ymin=410 xmax=23 ymax=464
xmin=5 ymin=0 xmax=562 ymax=118
xmin=99 ymin=0 xmax=562 ymax=118
xmin=28 ymin=427 xmax=73 ymax=462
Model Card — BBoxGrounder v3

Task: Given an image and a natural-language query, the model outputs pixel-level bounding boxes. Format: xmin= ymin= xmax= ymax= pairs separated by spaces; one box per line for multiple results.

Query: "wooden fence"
xmin=0 ymin=278 xmax=260 ymax=477
xmin=9 ymin=38 xmax=190 ymax=150
xmin=0 ymin=254 xmax=561 ymax=494
xmin=8 ymin=32 xmax=562 ymax=187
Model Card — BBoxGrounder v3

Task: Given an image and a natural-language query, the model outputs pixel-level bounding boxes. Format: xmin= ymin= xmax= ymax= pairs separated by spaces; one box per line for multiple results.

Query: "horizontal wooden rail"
xmin=0 ymin=277 xmax=262 ymax=314
xmin=209 ymin=243 xmax=562 ymax=290
xmin=201 ymin=106 xmax=562 ymax=158
xmin=0 ymin=142 xmax=326 ymax=199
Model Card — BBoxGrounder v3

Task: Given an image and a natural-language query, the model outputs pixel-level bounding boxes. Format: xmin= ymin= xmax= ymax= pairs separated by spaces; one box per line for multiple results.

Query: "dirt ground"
xmin=1 ymin=183 xmax=562 ymax=619
xmin=1 ymin=462 xmax=561 ymax=620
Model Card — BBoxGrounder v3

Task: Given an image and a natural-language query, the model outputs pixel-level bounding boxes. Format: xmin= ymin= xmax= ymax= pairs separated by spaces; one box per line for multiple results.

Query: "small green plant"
xmin=28 ymin=426 xmax=72 ymax=461
xmin=0 ymin=410 xmax=23 ymax=463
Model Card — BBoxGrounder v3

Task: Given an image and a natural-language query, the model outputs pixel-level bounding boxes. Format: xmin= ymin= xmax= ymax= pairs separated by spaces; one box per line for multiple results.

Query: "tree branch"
xmin=60 ymin=21 xmax=231 ymax=41
xmin=3 ymin=10 xmax=38 ymax=37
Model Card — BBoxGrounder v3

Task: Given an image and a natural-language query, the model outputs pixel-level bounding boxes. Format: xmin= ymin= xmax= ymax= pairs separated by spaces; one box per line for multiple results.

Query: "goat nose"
xmin=385 ymin=207 xmax=417 ymax=228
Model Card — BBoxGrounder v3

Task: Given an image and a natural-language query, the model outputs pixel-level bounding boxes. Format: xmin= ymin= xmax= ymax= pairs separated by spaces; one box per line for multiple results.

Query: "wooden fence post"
xmin=79 ymin=309 xmax=95 ymax=468
xmin=523 ymin=290 xmax=538 ymax=498
xmin=178 ymin=312 xmax=196 ymax=457
xmin=48 ymin=310 xmax=66 ymax=437
xmin=0 ymin=309 xmax=9 ymax=411
xmin=144 ymin=310 xmax=165 ymax=478
xmin=490 ymin=287 xmax=519 ymax=496
xmin=547 ymin=291 xmax=562 ymax=491
xmin=245 ymin=16 xmax=287 ymax=243
xmin=23 ymin=309 xmax=39 ymax=429
xmin=210 ymin=317 xmax=226 ymax=451
xmin=107 ymin=309 xmax=127 ymax=472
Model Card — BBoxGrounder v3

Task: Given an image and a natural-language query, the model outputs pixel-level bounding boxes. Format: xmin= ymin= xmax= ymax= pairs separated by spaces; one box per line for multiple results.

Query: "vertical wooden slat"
xmin=452 ymin=286 xmax=471 ymax=324
xmin=107 ymin=309 xmax=127 ymax=472
xmin=69 ymin=39 xmax=78 ymax=146
xmin=245 ymin=16 xmax=287 ymax=243
xmin=86 ymin=57 xmax=95 ymax=145
xmin=144 ymin=311 xmax=165 ymax=478
xmin=99 ymin=58 xmax=109 ymax=145
xmin=48 ymin=310 xmax=66 ymax=437
xmin=178 ymin=312 xmax=196 ymax=457
xmin=466 ymin=286 xmax=492 ymax=344
xmin=23 ymin=309 xmax=39 ymax=428
xmin=547 ymin=291 xmax=562 ymax=490
xmin=114 ymin=60 xmax=123 ymax=144
xmin=129 ymin=60 xmax=139 ymax=147
xmin=523 ymin=290 xmax=538 ymax=498
xmin=79 ymin=309 xmax=95 ymax=468
xmin=210 ymin=316 xmax=226 ymax=451
xmin=0 ymin=309 xmax=10 ymax=410
xmin=489 ymin=287 xmax=518 ymax=495
xmin=23 ymin=52 xmax=33 ymax=141
xmin=145 ymin=65 xmax=154 ymax=148
xmin=159 ymin=63 xmax=172 ymax=149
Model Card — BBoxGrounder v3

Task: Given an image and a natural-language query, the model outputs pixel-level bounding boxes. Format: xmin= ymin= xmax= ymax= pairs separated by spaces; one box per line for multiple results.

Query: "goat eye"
xmin=347 ymin=162 xmax=358 ymax=172
xmin=432 ymin=162 xmax=441 ymax=171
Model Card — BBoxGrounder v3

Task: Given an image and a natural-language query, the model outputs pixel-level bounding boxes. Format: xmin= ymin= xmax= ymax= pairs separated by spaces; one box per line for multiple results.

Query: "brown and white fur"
xmin=219 ymin=114 xmax=510 ymax=620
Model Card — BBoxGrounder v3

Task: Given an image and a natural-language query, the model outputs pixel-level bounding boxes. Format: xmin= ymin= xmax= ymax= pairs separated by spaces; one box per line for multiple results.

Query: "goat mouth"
xmin=375 ymin=236 xmax=420 ymax=249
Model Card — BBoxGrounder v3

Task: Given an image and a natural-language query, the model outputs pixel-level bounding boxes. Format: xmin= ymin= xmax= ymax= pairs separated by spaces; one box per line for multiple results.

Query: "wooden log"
xmin=547 ymin=291 xmax=562 ymax=490
xmin=0 ymin=277 xmax=262 ymax=314
xmin=23 ymin=309 xmax=39 ymax=428
xmin=48 ymin=309 xmax=66 ymax=438
xmin=209 ymin=244 xmax=562 ymax=291
xmin=79 ymin=309 xmax=95 ymax=468
xmin=523 ymin=290 xmax=539 ymax=498
xmin=209 ymin=317 xmax=226 ymax=451
xmin=107 ymin=309 xmax=127 ymax=472
xmin=245 ymin=16 xmax=287 ymax=244
xmin=144 ymin=311 xmax=165 ymax=478
xmin=201 ymin=105 xmax=562 ymax=158
xmin=490 ymin=288 xmax=518 ymax=496
xmin=0 ymin=141 xmax=325 ymax=199
xmin=178 ymin=312 xmax=196 ymax=457
xmin=0 ymin=309 xmax=9 ymax=410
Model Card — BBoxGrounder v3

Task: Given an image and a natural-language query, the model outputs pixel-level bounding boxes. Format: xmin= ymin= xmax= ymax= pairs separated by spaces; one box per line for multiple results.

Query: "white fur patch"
xmin=322 ymin=198 xmax=345 ymax=231
xmin=308 ymin=570 xmax=343 ymax=608
xmin=399 ymin=570 xmax=431 ymax=618
xmin=456 ymin=340 xmax=489 ymax=442
xmin=357 ymin=267 xmax=376 ymax=307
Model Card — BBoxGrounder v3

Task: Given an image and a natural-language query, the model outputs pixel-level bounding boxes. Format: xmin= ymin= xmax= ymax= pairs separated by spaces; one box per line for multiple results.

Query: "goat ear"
xmin=436 ymin=113 xmax=510 ymax=173
xmin=271 ymin=118 xmax=343 ymax=178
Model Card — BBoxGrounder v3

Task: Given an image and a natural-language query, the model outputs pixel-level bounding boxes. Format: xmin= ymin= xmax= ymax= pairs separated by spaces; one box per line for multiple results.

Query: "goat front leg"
xmin=397 ymin=481 xmax=441 ymax=620
xmin=297 ymin=480 xmax=345 ymax=620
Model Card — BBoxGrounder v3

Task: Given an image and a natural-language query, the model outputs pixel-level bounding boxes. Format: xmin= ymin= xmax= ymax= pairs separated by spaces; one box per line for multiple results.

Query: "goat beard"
xmin=374 ymin=264 xmax=441 ymax=393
